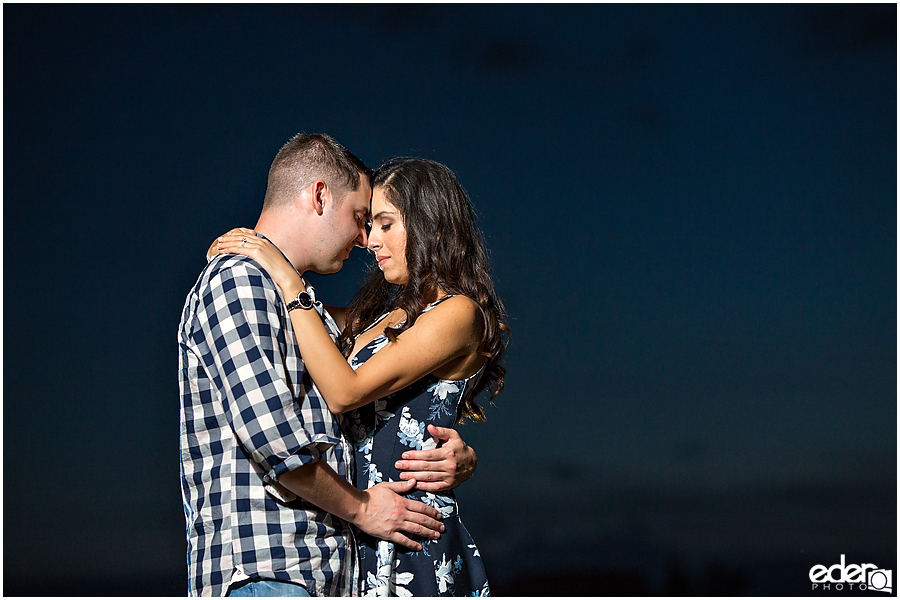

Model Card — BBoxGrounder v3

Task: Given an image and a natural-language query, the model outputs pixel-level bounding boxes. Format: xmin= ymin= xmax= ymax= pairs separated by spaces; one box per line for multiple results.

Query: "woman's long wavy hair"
xmin=338 ymin=158 xmax=509 ymax=423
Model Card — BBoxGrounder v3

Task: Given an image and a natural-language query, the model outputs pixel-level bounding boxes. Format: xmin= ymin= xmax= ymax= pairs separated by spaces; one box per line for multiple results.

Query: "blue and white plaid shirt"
xmin=178 ymin=245 xmax=356 ymax=597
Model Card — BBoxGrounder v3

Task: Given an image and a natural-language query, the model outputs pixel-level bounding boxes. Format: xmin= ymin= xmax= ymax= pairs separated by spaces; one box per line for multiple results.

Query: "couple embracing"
xmin=178 ymin=134 xmax=508 ymax=597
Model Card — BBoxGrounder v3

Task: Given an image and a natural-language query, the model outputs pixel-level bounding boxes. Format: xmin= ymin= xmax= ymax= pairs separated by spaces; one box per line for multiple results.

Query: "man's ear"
xmin=310 ymin=180 xmax=329 ymax=216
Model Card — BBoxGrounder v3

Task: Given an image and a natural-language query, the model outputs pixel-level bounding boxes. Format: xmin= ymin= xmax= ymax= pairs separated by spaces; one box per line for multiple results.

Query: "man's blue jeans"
xmin=226 ymin=579 xmax=311 ymax=597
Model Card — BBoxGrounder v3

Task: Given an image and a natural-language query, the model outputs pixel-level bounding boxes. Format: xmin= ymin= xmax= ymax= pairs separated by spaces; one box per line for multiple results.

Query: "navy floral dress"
xmin=343 ymin=296 xmax=491 ymax=597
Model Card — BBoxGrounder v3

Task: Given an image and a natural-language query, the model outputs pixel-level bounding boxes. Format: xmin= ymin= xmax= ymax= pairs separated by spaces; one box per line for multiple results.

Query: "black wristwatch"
xmin=286 ymin=290 xmax=315 ymax=312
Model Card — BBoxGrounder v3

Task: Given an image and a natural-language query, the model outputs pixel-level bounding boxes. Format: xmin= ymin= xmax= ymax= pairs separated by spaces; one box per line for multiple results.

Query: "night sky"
xmin=4 ymin=4 xmax=896 ymax=596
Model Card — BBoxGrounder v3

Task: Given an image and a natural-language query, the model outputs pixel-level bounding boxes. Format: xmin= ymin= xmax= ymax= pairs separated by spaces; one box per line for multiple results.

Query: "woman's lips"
xmin=376 ymin=256 xmax=389 ymax=268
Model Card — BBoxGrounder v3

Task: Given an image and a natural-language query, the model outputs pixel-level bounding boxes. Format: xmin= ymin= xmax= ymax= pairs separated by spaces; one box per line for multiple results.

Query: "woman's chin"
xmin=381 ymin=272 xmax=407 ymax=286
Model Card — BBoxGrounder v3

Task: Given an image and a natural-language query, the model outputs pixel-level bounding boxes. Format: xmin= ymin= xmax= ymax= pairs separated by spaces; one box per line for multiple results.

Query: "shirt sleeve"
xmin=192 ymin=257 xmax=340 ymax=483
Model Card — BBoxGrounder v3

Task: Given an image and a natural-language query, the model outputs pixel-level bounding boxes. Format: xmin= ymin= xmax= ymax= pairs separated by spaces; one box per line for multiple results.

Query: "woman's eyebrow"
xmin=372 ymin=211 xmax=396 ymax=219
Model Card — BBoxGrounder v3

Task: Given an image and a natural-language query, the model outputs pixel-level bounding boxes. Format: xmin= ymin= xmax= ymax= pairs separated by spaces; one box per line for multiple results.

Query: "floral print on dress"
xmin=374 ymin=398 xmax=396 ymax=424
xmin=366 ymin=462 xmax=383 ymax=486
xmin=396 ymin=406 xmax=426 ymax=449
xmin=350 ymin=335 xmax=390 ymax=370
xmin=345 ymin=296 xmax=490 ymax=596
xmin=435 ymin=554 xmax=464 ymax=594
xmin=365 ymin=540 xmax=416 ymax=597
xmin=471 ymin=582 xmax=491 ymax=597
xmin=428 ymin=380 xmax=460 ymax=420
xmin=422 ymin=492 xmax=456 ymax=518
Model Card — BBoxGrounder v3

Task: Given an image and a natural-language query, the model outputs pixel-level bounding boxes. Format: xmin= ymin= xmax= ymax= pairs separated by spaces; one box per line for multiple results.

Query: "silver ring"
xmin=240 ymin=237 xmax=247 ymax=247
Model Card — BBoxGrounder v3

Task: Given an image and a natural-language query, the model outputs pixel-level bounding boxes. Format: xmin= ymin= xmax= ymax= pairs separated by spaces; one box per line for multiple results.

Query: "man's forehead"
xmin=362 ymin=179 xmax=374 ymax=215
xmin=347 ymin=177 xmax=372 ymax=212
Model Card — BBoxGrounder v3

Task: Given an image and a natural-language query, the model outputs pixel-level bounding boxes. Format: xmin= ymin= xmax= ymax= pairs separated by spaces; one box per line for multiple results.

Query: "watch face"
xmin=287 ymin=291 xmax=315 ymax=311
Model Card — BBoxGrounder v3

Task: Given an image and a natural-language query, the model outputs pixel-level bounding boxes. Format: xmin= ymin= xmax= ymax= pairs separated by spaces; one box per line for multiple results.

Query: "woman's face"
xmin=367 ymin=186 xmax=409 ymax=284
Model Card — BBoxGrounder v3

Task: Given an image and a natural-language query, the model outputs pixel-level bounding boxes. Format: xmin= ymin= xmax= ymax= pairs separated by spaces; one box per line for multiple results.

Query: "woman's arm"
xmin=291 ymin=294 xmax=478 ymax=413
xmin=216 ymin=230 xmax=482 ymax=415
xmin=208 ymin=230 xmax=349 ymax=328
xmin=284 ymin=292 xmax=479 ymax=414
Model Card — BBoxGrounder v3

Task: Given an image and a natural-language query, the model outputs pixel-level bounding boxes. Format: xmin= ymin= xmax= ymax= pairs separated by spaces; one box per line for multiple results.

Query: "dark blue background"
xmin=4 ymin=4 xmax=896 ymax=596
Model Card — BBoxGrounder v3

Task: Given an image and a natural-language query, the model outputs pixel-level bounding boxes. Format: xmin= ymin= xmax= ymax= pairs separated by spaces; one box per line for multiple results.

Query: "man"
xmin=179 ymin=134 xmax=476 ymax=597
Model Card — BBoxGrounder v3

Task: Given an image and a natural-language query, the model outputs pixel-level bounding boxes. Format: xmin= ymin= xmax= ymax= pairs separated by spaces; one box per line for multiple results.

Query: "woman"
xmin=215 ymin=158 xmax=508 ymax=597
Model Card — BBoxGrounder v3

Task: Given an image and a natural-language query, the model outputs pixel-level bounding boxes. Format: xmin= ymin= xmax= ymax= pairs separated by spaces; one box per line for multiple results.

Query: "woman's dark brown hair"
xmin=339 ymin=158 xmax=509 ymax=422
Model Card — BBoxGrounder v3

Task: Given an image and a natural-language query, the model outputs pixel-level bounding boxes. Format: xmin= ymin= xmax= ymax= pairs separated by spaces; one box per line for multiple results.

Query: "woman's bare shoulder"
xmin=421 ymin=295 xmax=483 ymax=336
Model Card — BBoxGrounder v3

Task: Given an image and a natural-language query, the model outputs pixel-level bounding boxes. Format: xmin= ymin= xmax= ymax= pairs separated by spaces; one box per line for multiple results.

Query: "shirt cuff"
xmin=261 ymin=434 xmax=341 ymax=500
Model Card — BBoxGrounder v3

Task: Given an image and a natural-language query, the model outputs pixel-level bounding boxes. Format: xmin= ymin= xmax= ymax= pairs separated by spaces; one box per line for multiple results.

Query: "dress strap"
xmin=461 ymin=360 xmax=487 ymax=383
xmin=422 ymin=294 xmax=456 ymax=313
xmin=360 ymin=295 xmax=457 ymax=337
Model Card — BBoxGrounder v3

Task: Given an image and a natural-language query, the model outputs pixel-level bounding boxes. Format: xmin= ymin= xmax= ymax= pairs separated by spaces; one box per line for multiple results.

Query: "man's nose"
xmin=354 ymin=219 xmax=370 ymax=248
xmin=356 ymin=227 xmax=368 ymax=248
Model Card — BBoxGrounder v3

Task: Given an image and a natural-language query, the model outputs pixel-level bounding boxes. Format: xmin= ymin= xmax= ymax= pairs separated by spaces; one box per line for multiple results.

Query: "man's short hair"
xmin=262 ymin=133 xmax=371 ymax=211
